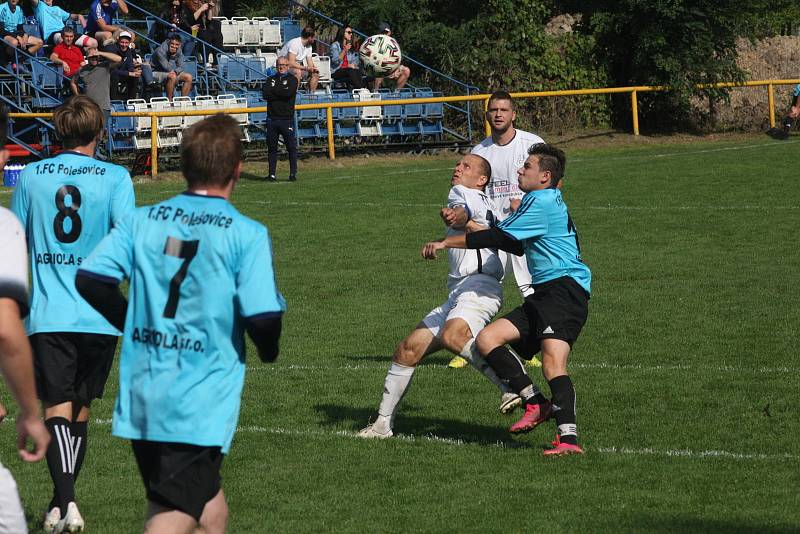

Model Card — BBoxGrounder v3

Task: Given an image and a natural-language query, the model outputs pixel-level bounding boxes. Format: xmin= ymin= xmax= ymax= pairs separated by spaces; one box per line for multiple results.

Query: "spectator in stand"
xmin=262 ymin=56 xmax=298 ymax=182
xmin=278 ymin=25 xmax=319 ymax=92
xmin=71 ymin=46 xmax=121 ymax=156
xmin=50 ymin=27 xmax=84 ymax=82
xmin=373 ymin=22 xmax=410 ymax=91
xmin=152 ymin=34 xmax=193 ymax=101
xmin=152 ymin=0 xmax=189 ymax=52
xmin=329 ymin=25 xmax=365 ymax=90
xmin=107 ymin=31 xmax=157 ymax=100
xmin=182 ymin=0 xmax=222 ymax=67
xmin=31 ymin=0 xmax=96 ymax=49
xmin=0 ymin=0 xmax=44 ymax=56
xmin=86 ymin=0 xmax=130 ymax=47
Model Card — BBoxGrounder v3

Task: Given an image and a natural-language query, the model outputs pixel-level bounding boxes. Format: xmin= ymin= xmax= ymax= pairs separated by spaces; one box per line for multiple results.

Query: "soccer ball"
xmin=359 ymin=34 xmax=402 ymax=77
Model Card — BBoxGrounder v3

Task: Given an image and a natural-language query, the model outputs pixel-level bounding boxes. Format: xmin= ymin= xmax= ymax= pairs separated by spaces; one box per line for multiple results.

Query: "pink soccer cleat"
xmin=543 ymin=434 xmax=584 ymax=456
xmin=508 ymin=400 xmax=552 ymax=434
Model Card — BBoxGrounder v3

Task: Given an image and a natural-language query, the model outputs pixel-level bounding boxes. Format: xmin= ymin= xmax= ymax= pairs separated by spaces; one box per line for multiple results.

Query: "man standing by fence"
xmin=263 ymin=55 xmax=298 ymax=182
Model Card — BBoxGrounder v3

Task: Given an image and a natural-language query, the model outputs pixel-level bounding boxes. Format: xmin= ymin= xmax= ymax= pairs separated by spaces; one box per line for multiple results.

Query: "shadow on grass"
xmin=595 ymin=515 xmax=799 ymax=533
xmin=314 ymin=403 xmax=531 ymax=449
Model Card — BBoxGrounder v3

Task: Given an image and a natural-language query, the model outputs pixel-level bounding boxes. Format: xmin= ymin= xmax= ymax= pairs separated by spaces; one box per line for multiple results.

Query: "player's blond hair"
xmin=53 ymin=96 xmax=104 ymax=149
xmin=180 ymin=114 xmax=243 ymax=187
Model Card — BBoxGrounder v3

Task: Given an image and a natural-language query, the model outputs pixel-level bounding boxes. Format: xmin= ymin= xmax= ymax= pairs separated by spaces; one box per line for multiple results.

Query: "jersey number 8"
xmin=54 ymin=185 xmax=82 ymax=244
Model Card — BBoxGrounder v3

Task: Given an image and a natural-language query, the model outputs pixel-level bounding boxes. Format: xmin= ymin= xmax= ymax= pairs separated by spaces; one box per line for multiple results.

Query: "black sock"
xmin=70 ymin=421 xmax=88 ymax=482
xmin=45 ymin=417 xmax=75 ymax=510
xmin=485 ymin=346 xmax=544 ymax=401
xmin=549 ymin=375 xmax=578 ymax=445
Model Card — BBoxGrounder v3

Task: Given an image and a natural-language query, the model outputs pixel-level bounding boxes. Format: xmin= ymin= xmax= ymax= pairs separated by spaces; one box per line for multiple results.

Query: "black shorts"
xmin=30 ymin=332 xmax=118 ymax=405
xmin=503 ymin=276 xmax=589 ymax=358
xmin=132 ymin=440 xmax=224 ymax=521
xmin=46 ymin=33 xmax=59 ymax=47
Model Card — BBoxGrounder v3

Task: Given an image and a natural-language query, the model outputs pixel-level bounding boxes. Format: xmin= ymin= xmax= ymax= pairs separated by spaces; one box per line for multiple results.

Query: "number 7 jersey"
xmin=79 ymin=192 xmax=286 ymax=452
xmin=10 ymin=151 xmax=135 ymax=335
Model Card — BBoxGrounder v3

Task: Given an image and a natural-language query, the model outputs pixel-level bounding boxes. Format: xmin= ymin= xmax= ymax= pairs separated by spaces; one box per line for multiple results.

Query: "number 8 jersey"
xmin=10 ymin=151 xmax=135 ymax=335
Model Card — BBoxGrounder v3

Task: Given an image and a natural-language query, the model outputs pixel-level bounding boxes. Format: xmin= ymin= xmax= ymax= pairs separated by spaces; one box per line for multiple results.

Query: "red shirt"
xmin=52 ymin=43 xmax=84 ymax=77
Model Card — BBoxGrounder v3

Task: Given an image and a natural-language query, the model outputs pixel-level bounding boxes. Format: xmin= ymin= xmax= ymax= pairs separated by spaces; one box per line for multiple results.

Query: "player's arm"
xmin=0 ymin=298 xmax=50 ymax=462
xmin=440 ymin=206 xmax=468 ymax=228
xmin=422 ymin=227 xmax=523 ymax=259
xmin=244 ymin=313 xmax=282 ymax=363
xmin=75 ymin=272 xmax=127 ymax=331
xmin=509 ymin=198 xmax=521 ymax=212
xmin=116 ymin=0 xmax=129 ymax=15
xmin=97 ymin=50 xmax=122 ymax=64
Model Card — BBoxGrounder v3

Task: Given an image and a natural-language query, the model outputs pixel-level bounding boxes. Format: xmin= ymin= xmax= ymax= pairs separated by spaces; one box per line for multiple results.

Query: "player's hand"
xmin=790 ymin=105 xmax=800 ymax=119
xmin=62 ymin=64 xmax=70 ymax=75
xmin=16 ymin=414 xmax=49 ymax=463
xmin=440 ymin=207 xmax=458 ymax=227
xmin=422 ymin=240 xmax=445 ymax=259
xmin=130 ymin=69 xmax=141 ymax=77
xmin=0 ymin=401 xmax=6 ymax=423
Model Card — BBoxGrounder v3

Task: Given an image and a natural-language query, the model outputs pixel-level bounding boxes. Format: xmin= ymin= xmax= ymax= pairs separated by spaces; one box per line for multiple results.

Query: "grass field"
xmin=1 ymin=135 xmax=799 ymax=532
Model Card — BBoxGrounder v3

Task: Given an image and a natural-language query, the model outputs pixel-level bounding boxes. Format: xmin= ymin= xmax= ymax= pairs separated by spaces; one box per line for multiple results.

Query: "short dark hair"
xmin=62 ymin=26 xmax=75 ymax=36
xmin=528 ymin=143 xmax=566 ymax=187
xmin=180 ymin=114 xmax=243 ymax=188
xmin=53 ymin=96 xmax=104 ymax=149
xmin=301 ymin=25 xmax=315 ymax=39
xmin=487 ymin=90 xmax=514 ymax=109
xmin=168 ymin=33 xmax=182 ymax=43
xmin=468 ymin=153 xmax=491 ymax=187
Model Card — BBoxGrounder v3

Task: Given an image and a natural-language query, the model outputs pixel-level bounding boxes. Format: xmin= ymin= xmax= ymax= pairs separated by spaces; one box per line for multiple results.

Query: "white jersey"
xmin=279 ymin=37 xmax=312 ymax=63
xmin=445 ymin=185 xmax=503 ymax=286
xmin=0 ymin=207 xmax=28 ymax=316
xmin=471 ymin=129 xmax=545 ymax=221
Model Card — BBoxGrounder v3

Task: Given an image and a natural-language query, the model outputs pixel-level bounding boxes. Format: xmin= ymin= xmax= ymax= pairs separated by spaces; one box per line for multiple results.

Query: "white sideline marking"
xmin=82 ymin=419 xmax=798 ymax=461
xmin=243 ymin=361 xmax=800 ymax=375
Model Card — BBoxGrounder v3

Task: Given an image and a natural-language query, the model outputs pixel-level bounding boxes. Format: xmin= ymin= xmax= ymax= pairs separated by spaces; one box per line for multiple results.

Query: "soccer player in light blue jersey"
xmin=10 ymin=95 xmax=135 ymax=532
xmin=423 ymin=143 xmax=591 ymax=456
xmin=77 ymin=114 xmax=286 ymax=534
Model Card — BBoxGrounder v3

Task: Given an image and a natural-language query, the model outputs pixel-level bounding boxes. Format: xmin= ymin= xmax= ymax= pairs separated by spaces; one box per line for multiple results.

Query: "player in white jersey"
xmin=359 ymin=155 xmax=521 ymax=439
xmin=446 ymin=90 xmax=545 ymax=369
xmin=0 ymin=104 xmax=50 ymax=534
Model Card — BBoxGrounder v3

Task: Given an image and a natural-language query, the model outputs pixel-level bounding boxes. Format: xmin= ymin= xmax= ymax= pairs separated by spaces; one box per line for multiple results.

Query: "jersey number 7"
xmin=163 ymin=237 xmax=199 ymax=319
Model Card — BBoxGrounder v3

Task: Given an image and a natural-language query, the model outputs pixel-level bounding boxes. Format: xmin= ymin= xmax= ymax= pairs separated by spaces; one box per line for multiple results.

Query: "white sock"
xmin=460 ymin=339 xmax=512 ymax=394
xmin=376 ymin=362 xmax=415 ymax=431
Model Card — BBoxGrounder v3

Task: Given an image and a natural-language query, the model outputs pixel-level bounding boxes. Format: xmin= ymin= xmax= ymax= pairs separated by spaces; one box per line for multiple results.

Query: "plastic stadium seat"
xmin=22 ymin=23 xmax=41 ymax=39
xmin=313 ymin=54 xmax=332 ymax=85
xmin=240 ymin=19 xmax=261 ymax=47
xmin=216 ymin=18 xmax=239 ymax=48
xmin=245 ymin=56 xmax=267 ymax=84
xmin=400 ymin=88 xmax=422 ymax=119
xmin=296 ymin=93 xmax=321 ymax=123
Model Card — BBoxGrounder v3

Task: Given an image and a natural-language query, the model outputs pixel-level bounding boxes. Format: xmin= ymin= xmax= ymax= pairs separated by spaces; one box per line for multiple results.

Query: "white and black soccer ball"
xmin=359 ymin=34 xmax=402 ymax=77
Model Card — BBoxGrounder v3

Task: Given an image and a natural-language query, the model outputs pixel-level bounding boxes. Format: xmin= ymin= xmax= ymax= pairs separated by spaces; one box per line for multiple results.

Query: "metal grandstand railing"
xmin=286 ymin=0 xmax=480 ymax=142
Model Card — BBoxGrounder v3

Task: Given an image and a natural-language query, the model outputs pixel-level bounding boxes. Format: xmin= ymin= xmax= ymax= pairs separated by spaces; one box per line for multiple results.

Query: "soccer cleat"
xmin=447 ymin=356 xmax=469 ymax=369
xmin=42 ymin=507 xmax=61 ymax=533
xmin=266 ymin=174 xmax=277 ymax=182
xmin=357 ymin=423 xmax=393 ymax=439
xmin=508 ymin=400 xmax=552 ymax=434
xmin=543 ymin=434 xmax=584 ymax=456
xmin=525 ymin=356 xmax=542 ymax=368
xmin=499 ymin=392 xmax=522 ymax=414
xmin=288 ymin=175 xmax=297 ymax=182
xmin=56 ymin=502 xmax=84 ymax=533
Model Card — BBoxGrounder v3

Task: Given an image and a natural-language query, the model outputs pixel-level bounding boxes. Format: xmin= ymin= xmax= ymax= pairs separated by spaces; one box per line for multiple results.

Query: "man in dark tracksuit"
xmin=263 ymin=56 xmax=299 ymax=182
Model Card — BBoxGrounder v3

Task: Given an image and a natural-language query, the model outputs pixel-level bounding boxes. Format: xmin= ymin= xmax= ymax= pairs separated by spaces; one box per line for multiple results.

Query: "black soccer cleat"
xmin=266 ymin=174 xmax=277 ymax=182
xmin=288 ymin=175 xmax=297 ymax=182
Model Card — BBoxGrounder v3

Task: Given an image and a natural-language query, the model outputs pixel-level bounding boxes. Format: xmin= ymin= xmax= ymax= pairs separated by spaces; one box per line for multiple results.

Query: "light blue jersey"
xmin=79 ymin=192 xmax=286 ymax=453
xmin=10 ymin=151 xmax=135 ymax=335
xmin=0 ymin=2 xmax=24 ymax=35
xmin=498 ymin=188 xmax=591 ymax=294
xmin=35 ymin=1 xmax=70 ymax=41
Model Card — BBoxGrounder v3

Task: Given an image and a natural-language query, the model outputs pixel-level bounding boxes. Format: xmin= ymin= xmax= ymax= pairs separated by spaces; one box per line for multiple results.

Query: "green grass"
xmin=2 ymin=135 xmax=799 ymax=532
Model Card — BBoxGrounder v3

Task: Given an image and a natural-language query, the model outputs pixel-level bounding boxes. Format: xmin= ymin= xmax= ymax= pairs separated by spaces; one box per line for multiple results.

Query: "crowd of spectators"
xmin=0 ymin=0 xmax=412 ymax=112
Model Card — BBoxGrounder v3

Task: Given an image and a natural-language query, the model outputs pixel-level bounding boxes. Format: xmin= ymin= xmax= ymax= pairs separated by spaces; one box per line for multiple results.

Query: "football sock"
xmin=70 ymin=421 xmax=88 ymax=481
xmin=377 ymin=362 xmax=415 ymax=431
xmin=45 ymin=417 xmax=75 ymax=510
xmin=549 ymin=375 xmax=578 ymax=445
xmin=460 ymin=340 xmax=510 ymax=393
xmin=485 ymin=346 xmax=544 ymax=401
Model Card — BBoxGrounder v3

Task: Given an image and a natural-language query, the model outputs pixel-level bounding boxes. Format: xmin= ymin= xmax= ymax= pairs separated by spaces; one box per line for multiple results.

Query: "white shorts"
xmin=499 ymin=250 xmax=534 ymax=297
xmin=422 ymin=274 xmax=503 ymax=339
xmin=0 ymin=462 xmax=27 ymax=534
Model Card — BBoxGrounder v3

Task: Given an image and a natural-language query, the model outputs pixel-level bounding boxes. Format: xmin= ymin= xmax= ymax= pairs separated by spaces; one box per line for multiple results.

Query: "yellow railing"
xmin=9 ymin=78 xmax=799 ymax=176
